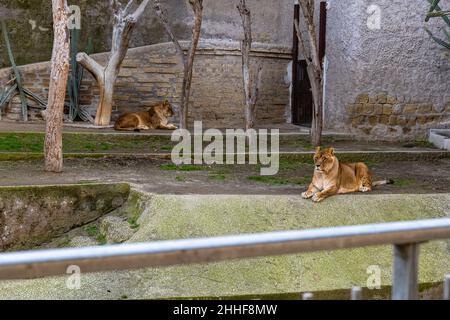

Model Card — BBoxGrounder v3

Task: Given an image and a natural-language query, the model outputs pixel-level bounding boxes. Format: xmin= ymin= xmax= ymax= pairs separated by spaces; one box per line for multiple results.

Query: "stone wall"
xmin=0 ymin=41 xmax=292 ymax=128
xmin=0 ymin=0 xmax=293 ymax=66
xmin=347 ymin=93 xmax=450 ymax=140
xmin=325 ymin=0 xmax=450 ymax=140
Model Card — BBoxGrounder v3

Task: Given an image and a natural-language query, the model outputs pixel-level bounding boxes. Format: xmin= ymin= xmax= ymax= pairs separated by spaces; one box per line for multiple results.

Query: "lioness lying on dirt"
xmin=302 ymin=147 xmax=392 ymax=202
xmin=114 ymin=100 xmax=177 ymax=131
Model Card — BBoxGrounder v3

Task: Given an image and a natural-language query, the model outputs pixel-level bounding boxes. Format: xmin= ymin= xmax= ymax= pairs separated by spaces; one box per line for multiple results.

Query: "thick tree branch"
xmin=293 ymin=18 xmax=310 ymax=62
xmin=131 ymin=0 xmax=150 ymax=19
xmin=299 ymin=0 xmax=321 ymax=71
xmin=76 ymin=52 xmax=103 ymax=81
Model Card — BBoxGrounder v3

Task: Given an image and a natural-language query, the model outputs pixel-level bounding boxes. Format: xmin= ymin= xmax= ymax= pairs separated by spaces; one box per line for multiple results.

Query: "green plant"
xmin=175 ymin=176 xmax=186 ymax=182
xmin=425 ymin=0 xmax=450 ymax=50
xmin=127 ymin=216 xmax=140 ymax=229
xmin=247 ymin=175 xmax=310 ymax=186
xmin=84 ymin=225 xmax=99 ymax=237
xmin=393 ymin=179 xmax=414 ymax=187
xmin=209 ymin=174 xmax=226 ymax=181
xmin=67 ymin=29 xmax=94 ymax=122
xmin=159 ymin=164 xmax=205 ymax=171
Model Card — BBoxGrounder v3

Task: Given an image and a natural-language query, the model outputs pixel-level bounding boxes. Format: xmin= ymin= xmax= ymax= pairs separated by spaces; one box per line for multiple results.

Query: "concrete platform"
xmin=0 ymin=191 xmax=449 ymax=300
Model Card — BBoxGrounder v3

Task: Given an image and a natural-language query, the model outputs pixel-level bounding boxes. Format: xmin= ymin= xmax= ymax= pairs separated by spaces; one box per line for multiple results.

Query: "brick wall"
xmin=0 ymin=41 xmax=292 ymax=128
xmin=347 ymin=93 xmax=450 ymax=140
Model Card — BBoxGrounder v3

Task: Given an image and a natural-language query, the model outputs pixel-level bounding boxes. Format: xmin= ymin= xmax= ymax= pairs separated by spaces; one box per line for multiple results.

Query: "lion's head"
xmin=313 ymin=147 xmax=337 ymax=173
xmin=160 ymin=100 xmax=175 ymax=118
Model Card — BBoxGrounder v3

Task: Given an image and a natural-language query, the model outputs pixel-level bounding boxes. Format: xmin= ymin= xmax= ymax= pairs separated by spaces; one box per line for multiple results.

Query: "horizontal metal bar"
xmin=1 ymin=218 xmax=450 ymax=280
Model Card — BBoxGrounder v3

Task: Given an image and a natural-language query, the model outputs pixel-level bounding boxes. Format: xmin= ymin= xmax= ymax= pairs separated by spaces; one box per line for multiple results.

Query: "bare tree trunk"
xmin=153 ymin=0 xmax=203 ymax=130
xmin=44 ymin=0 xmax=70 ymax=172
xmin=237 ymin=0 xmax=262 ymax=130
xmin=294 ymin=0 xmax=323 ymax=147
xmin=77 ymin=0 xmax=149 ymax=126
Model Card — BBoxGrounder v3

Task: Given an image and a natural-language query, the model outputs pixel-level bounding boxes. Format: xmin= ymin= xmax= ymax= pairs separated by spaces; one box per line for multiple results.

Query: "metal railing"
xmin=1 ymin=218 xmax=450 ymax=300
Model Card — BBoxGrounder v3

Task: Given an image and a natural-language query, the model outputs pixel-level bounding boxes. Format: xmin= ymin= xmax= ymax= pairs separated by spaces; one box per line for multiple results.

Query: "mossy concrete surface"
xmin=0 ymin=183 xmax=130 ymax=251
xmin=0 ymin=192 xmax=449 ymax=299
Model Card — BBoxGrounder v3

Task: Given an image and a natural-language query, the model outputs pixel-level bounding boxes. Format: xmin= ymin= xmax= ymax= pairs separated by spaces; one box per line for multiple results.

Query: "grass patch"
xmin=0 ymin=132 xmax=174 ymax=153
xmin=56 ymin=236 xmax=71 ymax=248
xmin=0 ymin=133 xmax=44 ymax=152
xmin=160 ymin=145 xmax=173 ymax=151
xmin=209 ymin=174 xmax=226 ymax=181
xmin=247 ymin=175 xmax=310 ymax=186
xmin=127 ymin=216 xmax=140 ymax=229
xmin=84 ymin=225 xmax=99 ymax=237
xmin=175 ymin=176 xmax=186 ymax=182
xmin=402 ymin=141 xmax=435 ymax=149
xmin=393 ymin=179 xmax=414 ymax=187
xmin=96 ymin=233 xmax=107 ymax=245
xmin=159 ymin=164 xmax=206 ymax=171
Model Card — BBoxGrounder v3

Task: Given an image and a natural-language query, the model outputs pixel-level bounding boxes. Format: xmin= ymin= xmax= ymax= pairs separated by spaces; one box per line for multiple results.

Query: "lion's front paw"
xmin=302 ymin=191 xmax=313 ymax=199
xmin=312 ymin=193 xmax=324 ymax=203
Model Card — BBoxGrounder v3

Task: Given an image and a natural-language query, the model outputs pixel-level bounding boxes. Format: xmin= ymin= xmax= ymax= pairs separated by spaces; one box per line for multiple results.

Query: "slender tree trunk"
xmin=179 ymin=0 xmax=203 ymax=130
xmin=153 ymin=0 xmax=203 ymax=130
xmin=308 ymin=65 xmax=323 ymax=147
xmin=238 ymin=0 xmax=262 ymax=130
xmin=44 ymin=0 xmax=70 ymax=172
xmin=294 ymin=0 xmax=323 ymax=146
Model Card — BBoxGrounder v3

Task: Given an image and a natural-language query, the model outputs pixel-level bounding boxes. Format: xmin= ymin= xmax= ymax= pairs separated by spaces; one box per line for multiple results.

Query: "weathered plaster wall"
xmin=0 ymin=0 xmax=293 ymax=66
xmin=325 ymin=0 xmax=450 ymax=140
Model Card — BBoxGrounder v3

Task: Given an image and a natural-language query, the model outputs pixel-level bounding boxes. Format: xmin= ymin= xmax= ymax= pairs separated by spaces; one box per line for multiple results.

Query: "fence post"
xmin=444 ymin=275 xmax=450 ymax=300
xmin=302 ymin=292 xmax=314 ymax=300
xmin=392 ymin=243 xmax=420 ymax=300
xmin=351 ymin=287 xmax=362 ymax=300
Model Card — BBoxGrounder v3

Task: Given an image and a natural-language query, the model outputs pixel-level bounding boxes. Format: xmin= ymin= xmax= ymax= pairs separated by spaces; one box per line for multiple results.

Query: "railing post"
xmin=444 ymin=275 xmax=450 ymax=300
xmin=351 ymin=287 xmax=362 ymax=300
xmin=392 ymin=243 xmax=420 ymax=300
xmin=302 ymin=292 xmax=314 ymax=300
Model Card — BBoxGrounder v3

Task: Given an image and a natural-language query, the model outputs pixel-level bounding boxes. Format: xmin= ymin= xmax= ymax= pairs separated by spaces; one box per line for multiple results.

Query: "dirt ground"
xmin=0 ymin=157 xmax=449 ymax=195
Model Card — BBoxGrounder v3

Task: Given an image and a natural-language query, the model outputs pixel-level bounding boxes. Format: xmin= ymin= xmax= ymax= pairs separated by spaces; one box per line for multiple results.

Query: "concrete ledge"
xmin=429 ymin=129 xmax=450 ymax=151
xmin=0 ymin=183 xmax=130 ymax=251
xmin=0 ymin=150 xmax=448 ymax=163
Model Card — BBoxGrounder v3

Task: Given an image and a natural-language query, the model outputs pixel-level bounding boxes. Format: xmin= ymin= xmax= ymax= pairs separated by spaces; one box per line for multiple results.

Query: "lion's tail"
xmin=372 ymin=179 xmax=394 ymax=187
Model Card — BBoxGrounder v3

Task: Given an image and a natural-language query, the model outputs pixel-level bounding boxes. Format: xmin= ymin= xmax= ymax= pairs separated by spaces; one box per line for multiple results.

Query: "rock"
xmin=69 ymin=236 xmax=98 ymax=247
xmin=377 ymin=92 xmax=388 ymax=104
xmin=382 ymin=104 xmax=393 ymax=115
xmin=99 ymin=216 xmax=136 ymax=244
xmin=356 ymin=93 xmax=369 ymax=104
xmin=404 ymin=104 xmax=417 ymax=114
xmin=0 ymin=183 xmax=130 ymax=251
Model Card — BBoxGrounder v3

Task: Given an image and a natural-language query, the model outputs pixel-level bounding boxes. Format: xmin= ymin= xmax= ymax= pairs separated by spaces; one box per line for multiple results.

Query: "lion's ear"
xmin=328 ymin=147 xmax=335 ymax=155
xmin=163 ymin=99 xmax=169 ymax=106
xmin=315 ymin=146 xmax=321 ymax=153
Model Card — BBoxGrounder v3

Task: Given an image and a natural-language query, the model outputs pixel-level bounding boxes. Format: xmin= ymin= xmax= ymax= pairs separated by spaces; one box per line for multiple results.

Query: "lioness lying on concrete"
xmin=114 ymin=100 xmax=177 ymax=131
xmin=302 ymin=147 xmax=392 ymax=202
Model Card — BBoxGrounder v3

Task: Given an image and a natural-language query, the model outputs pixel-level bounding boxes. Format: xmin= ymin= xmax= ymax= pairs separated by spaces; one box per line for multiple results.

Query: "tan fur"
xmin=114 ymin=100 xmax=177 ymax=131
xmin=302 ymin=147 xmax=390 ymax=202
